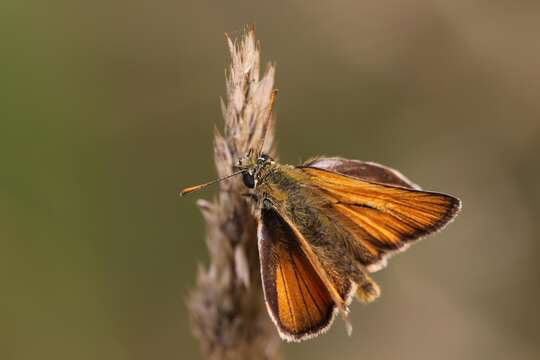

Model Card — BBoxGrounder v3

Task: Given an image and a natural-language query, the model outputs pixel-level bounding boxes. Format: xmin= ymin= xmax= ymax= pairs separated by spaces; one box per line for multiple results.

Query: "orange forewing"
xmin=299 ymin=165 xmax=460 ymax=271
xmin=259 ymin=207 xmax=347 ymax=341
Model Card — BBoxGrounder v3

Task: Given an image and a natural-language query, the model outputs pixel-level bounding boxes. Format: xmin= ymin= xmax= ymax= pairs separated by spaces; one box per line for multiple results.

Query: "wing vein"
xmin=278 ymin=261 xmax=296 ymax=330
xmin=289 ymin=248 xmax=317 ymax=322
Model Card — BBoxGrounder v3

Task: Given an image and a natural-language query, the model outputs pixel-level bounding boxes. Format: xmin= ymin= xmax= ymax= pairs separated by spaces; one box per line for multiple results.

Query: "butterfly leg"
xmin=261 ymin=192 xmax=273 ymax=209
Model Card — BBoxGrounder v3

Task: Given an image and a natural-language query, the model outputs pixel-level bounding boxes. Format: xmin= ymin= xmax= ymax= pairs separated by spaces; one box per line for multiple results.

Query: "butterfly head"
xmin=236 ymin=150 xmax=274 ymax=189
xmin=179 ymin=150 xmax=273 ymax=196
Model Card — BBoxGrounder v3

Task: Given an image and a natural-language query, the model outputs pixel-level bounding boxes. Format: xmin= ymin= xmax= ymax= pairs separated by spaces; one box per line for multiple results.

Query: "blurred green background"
xmin=2 ymin=1 xmax=540 ymax=359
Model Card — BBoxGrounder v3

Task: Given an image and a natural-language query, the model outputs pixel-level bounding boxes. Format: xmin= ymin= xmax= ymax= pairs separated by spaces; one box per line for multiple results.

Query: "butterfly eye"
xmin=242 ymin=172 xmax=255 ymax=189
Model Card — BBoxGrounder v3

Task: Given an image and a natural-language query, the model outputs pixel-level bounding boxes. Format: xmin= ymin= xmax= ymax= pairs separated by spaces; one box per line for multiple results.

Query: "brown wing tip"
xmin=404 ymin=193 xmax=462 ymax=242
xmin=274 ymin=311 xmax=336 ymax=342
xmin=272 ymin=280 xmax=358 ymax=342
xmin=435 ymin=194 xmax=462 ymax=229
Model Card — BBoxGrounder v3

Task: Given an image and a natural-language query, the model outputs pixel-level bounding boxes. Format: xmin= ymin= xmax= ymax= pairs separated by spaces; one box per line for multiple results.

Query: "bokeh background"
xmin=3 ymin=1 xmax=540 ymax=359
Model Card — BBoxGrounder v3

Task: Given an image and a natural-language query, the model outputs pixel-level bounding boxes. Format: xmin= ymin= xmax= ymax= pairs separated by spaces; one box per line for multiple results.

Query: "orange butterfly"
xmin=181 ymin=153 xmax=461 ymax=341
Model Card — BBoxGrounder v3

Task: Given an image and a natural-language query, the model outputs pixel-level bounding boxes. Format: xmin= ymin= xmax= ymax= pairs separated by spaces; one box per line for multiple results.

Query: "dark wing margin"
xmin=303 ymin=156 xmax=420 ymax=189
xmin=258 ymin=207 xmax=338 ymax=342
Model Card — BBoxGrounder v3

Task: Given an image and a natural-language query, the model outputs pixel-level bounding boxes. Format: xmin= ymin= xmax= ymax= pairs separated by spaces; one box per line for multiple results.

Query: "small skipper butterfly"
xmin=181 ymin=134 xmax=460 ymax=342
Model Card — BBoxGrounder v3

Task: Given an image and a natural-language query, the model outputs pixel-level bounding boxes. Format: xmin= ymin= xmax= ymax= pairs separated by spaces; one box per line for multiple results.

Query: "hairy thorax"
xmin=255 ymin=164 xmax=363 ymax=283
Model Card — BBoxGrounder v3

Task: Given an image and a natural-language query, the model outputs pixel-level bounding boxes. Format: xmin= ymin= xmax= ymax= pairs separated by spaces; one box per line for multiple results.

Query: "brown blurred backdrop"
xmin=2 ymin=1 xmax=540 ymax=359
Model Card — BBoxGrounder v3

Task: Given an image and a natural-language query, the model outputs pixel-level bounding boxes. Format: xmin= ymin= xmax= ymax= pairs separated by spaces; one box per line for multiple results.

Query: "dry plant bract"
xmin=187 ymin=28 xmax=281 ymax=360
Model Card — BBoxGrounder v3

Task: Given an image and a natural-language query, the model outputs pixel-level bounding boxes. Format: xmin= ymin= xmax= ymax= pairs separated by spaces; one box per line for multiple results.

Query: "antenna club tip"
xmin=179 ymin=186 xmax=195 ymax=197
xmin=178 ymin=170 xmax=244 ymax=198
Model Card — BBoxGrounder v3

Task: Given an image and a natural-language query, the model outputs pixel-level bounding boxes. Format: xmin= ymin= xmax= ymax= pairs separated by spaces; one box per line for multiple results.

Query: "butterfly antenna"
xmin=179 ymin=169 xmax=245 ymax=197
xmin=257 ymin=89 xmax=277 ymax=155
